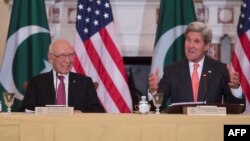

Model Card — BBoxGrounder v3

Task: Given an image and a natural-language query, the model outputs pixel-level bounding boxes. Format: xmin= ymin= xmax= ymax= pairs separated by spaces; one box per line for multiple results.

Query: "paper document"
xmin=170 ymin=101 xmax=205 ymax=106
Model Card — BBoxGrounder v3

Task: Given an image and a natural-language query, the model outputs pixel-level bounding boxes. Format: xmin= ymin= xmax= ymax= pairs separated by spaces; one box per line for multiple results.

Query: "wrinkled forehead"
xmin=51 ymin=40 xmax=74 ymax=54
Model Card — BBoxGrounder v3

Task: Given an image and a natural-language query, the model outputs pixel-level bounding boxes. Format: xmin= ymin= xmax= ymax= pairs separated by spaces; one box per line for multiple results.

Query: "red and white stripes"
xmin=73 ymin=22 xmax=132 ymax=113
xmin=232 ymin=30 xmax=250 ymax=113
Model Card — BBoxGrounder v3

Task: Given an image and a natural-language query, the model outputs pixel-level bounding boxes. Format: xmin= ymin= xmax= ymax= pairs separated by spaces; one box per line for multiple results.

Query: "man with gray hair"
xmin=19 ymin=39 xmax=104 ymax=112
xmin=148 ymin=21 xmax=245 ymax=111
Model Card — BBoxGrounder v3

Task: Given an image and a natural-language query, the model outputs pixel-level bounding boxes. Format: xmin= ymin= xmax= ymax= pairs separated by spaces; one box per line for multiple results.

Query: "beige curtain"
xmin=0 ymin=0 xmax=10 ymax=67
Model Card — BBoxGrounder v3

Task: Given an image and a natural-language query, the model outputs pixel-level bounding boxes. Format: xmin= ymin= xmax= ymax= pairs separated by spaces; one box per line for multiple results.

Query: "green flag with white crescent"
xmin=151 ymin=0 xmax=196 ymax=77
xmin=0 ymin=0 xmax=52 ymax=112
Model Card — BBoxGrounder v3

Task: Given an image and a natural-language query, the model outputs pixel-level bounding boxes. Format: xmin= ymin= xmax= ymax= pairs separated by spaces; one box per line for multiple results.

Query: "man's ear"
xmin=205 ymin=43 xmax=211 ymax=52
xmin=48 ymin=53 xmax=53 ymax=63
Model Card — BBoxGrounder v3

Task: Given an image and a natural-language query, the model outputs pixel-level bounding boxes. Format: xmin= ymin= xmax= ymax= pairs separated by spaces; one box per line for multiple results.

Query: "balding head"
xmin=48 ymin=39 xmax=75 ymax=74
xmin=49 ymin=39 xmax=73 ymax=54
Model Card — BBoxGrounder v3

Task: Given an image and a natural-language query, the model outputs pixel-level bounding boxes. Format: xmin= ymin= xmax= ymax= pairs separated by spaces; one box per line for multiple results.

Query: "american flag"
xmin=231 ymin=0 xmax=250 ymax=113
xmin=73 ymin=0 xmax=132 ymax=113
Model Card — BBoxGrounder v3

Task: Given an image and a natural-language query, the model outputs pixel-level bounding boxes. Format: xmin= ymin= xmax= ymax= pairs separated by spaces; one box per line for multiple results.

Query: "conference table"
xmin=0 ymin=112 xmax=250 ymax=141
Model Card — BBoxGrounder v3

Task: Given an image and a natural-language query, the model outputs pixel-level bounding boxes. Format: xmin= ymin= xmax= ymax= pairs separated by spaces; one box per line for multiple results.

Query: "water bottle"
xmin=136 ymin=96 xmax=151 ymax=114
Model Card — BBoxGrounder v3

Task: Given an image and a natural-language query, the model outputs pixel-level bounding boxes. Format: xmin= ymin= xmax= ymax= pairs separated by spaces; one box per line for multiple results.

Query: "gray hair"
xmin=185 ymin=21 xmax=212 ymax=45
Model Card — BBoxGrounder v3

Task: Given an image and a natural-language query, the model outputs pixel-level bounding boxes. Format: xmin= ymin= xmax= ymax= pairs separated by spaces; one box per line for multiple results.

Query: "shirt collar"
xmin=52 ymin=69 xmax=69 ymax=78
xmin=188 ymin=56 xmax=205 ymax=69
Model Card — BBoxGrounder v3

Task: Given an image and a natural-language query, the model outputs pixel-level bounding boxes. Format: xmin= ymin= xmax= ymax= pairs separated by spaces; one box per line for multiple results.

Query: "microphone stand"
xmin=55 ymin=72 xmax=58 ymax=104
xmin=203 ymin=73 xmax=207 ymax=104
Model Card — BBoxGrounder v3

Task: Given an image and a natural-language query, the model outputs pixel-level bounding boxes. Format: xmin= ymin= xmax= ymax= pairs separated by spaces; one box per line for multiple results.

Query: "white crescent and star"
xmin=0 ymin=25 xmax=50 ymax=100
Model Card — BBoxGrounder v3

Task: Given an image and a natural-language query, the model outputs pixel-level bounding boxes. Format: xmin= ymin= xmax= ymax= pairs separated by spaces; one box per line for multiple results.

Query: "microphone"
xmin=203 ymin=73 xmax=207 ymax=104
xmin=55 ymin=72 xmax=58 ymax=104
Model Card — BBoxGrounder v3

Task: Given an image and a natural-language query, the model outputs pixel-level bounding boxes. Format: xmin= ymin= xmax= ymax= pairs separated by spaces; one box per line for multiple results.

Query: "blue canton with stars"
xmin=76 ymin=0 xmax=114 ymax=41
xmin=238 ymin=0 xmax=250 ymax=36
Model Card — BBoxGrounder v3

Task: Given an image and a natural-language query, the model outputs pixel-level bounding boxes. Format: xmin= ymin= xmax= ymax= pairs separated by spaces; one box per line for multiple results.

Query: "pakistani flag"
xmin=151 ymin=0 xmax=196 ymax=77
xmin=0 ymin=0 xmax=51 ymax=112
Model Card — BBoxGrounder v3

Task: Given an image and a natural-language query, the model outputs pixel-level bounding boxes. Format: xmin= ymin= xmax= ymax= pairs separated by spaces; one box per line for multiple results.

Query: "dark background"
xmin=224 ymin=125 xmax=249 ymax=141
xmin=124 ymin=57 xmax=151 ymax=110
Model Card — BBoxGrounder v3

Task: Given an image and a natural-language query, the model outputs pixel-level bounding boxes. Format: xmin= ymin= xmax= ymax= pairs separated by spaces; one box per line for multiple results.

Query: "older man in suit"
xmin=148 ymin=21 xmax=245 ymax=110
xmin=19 ymin=39 xmax=104 ymax=112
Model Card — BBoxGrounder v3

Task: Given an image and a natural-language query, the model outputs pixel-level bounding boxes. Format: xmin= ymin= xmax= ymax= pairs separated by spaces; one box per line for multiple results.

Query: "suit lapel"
xmin=47 ymin=71 xmax=56 ymax=104
xmin=179 ymin=59 xmax=194 ymax=101
xmin=68 ymin=73 xmax=77 ymax=106
xmin=198 ymin=56 xmax=213 ymax=102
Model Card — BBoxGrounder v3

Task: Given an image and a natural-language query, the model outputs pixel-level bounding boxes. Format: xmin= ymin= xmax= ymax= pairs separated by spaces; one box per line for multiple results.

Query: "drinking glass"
xmin=152 ymin=93 xmax=164 ymax=114
xmin=3 ymin=92 xmax=15 ymax=113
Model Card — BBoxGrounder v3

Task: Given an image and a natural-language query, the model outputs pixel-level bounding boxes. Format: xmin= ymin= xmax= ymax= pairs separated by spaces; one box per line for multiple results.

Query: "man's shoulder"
xmin=26 ymin=72 xmax=52 ymax=86
xmin=205 ymin=56 xmax=227 ymax=68
xmin=69 ymin=72 xmax=92 ymax=81
xmin=31 ymin=71 xmax=51 ymax=80
xmin=165 ymin=58 xmax=187 ymax=69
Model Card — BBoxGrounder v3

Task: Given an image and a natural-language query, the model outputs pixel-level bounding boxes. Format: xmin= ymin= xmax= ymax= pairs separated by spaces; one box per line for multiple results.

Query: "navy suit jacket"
xmin=18 ymin=71 xmax=105 ymax=112
xmin=158 ymin=56 xmax=245 ymax=109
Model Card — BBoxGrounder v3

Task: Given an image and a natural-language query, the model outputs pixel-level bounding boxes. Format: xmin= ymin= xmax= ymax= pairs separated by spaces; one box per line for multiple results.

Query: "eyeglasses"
xmin=51 ymin=53 xmax=75 ymax=60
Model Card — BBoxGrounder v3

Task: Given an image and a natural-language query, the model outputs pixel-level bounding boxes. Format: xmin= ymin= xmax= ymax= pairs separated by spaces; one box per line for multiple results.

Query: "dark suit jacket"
xmin=18 ymin=71 xmax=105 ymax=112
xmin=158 ymin=56 xmax=245 ymax=110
